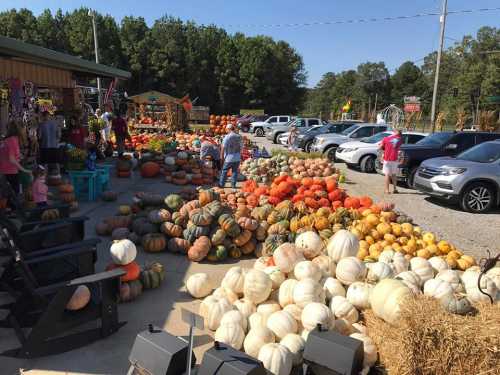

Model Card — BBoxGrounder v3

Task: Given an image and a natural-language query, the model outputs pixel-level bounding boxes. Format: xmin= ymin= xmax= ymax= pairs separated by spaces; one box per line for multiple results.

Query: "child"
xmin=32 ymin=165 xmax=48 ymax=207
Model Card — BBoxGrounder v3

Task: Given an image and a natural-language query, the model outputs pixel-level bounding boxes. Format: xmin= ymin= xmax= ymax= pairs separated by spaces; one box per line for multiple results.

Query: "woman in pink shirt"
xmin=0 ymin=121 xmax=32 ymax=194
xmin=32 ymin=165 xmax=48 ymax=207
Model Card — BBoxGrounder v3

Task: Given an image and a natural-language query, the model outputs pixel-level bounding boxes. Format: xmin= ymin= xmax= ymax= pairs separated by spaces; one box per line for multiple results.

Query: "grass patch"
xmin=270 ymin=149 xmax=324 ymax=159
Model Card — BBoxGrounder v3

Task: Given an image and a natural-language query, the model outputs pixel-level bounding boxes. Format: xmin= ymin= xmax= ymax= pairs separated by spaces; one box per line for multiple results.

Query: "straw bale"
xmin=364 ymin=295 xmax=500 ymax=375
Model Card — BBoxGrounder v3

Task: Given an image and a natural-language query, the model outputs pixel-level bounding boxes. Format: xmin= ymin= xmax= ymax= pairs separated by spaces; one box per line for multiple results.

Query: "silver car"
xmin=414 ymin=140 xmax=500 ymax=213
xmin=265 ymin=118 xmax=325 ymax=143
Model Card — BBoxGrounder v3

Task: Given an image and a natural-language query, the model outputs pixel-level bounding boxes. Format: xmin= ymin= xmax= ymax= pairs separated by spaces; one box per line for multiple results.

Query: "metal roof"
xmin=0 ymin=35 xmax=131 ymax=79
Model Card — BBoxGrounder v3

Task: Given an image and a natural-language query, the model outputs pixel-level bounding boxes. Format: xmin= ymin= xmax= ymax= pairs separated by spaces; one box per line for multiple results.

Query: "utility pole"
xmin=89 ymin=10 xmax=102 ymax=111
xmin=430 ymin=0 xmax=448 ymax=133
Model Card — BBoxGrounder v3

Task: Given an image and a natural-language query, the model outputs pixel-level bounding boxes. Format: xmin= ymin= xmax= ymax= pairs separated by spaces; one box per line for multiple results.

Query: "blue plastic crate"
xmin=69 ymin=170 xmax=98 ymax=201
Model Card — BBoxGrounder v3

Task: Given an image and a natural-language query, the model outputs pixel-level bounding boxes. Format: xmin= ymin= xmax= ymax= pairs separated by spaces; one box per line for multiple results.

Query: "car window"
xmin=361 ymin=132 xmax=391 ymax=144
xmin=309 ymin=119 xmax=319 ymax=126
xmin=296 ymin=119 xmax=306 ymax=127
xmin=268 ymin=116 xmax=277 ymax=123
xmin=475 ymin=133 xmax=500 ymax=144
xmin=406 ymin=134 xmax=425 ymax=144
xmin=279 ymin=116 xmax=289 ymax=123
xmin=373 ymin=126 xmax=387 ymax=134
xmin=451 ymin=133 xmax=475 ymax=151
xmin=352 ymin=127 xmax=374 ymax=138
xmin=416 ymin=132 xmax=454 ymax=145
xmin=341 ymin=125 xmax=360 ymax=135
xmin=457 ymin=142 xmax=500 ymax=163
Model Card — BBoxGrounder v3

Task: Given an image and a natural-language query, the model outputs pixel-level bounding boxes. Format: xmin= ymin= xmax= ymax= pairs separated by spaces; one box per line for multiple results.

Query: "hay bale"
xmin=365 ymin=296 xmax=500 ymax=375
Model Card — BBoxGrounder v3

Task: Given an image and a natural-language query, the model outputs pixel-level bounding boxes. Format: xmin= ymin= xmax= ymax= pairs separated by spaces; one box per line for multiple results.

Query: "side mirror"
xmin=445 ymin=143 xmax=458 ymax=150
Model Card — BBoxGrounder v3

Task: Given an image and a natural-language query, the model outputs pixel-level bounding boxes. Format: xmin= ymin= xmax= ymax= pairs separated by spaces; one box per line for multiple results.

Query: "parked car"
xmin=414 ymin=140 xmax=500 ymax=213
xmin=311 ymin=123 xmax=389 ymax=161
xmin=336 ymin=131 xmax=428 ymax=173
xmin=265 ymin=118 xmax=325 ymax=143
xmin=288 ymin=122 xmax=359 ymax=152
xmin=239 ymin=114 xmax=268 ymax=132
xmin=277 ymin=119 xmax=328 ymax=145
xmin=249 ymin=115 xmax=292 ymax=136
xmin=376 ymin=131 xmax=500 ymax=188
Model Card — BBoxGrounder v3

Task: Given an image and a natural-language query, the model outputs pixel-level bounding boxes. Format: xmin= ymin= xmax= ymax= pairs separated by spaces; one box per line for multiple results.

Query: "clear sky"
xmin=2 ymin=0 xmax=499 ymax=87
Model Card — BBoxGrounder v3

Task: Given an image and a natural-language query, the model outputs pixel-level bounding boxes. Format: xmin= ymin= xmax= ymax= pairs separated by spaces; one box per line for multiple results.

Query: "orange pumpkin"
xmin=58 ymin=184 xmax=74 ymax=194
xmin=359 ymin=196 xmax=373 ymax=208
xmin=106 ymin=261 xmax=141 ymax=282
xmin=140 ymin=162 xmax=160 ymax=178
xmin=344 ymin=197 xmax=361 ymax=209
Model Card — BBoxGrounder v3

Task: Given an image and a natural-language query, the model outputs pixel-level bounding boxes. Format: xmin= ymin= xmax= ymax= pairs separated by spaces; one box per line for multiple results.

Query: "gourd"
xmin=378 ymin=250 xmax=409 ymax=274
xmin=164 ymin=194 xmax=183 ymax=211
xmin=369 ymin=279 xmax=412 ymax=325
xmin=222 ymin=267 xmax=246 ymax=295
xmin=188 ymin=236 xmax=211 ymax=262
xmin=244 ymin=326 xmax=275 ymax=358
xmin=323 ymin=277 xmax=346 ymax=300
xmin=410 ymin=257 xmax=434 ymax=284
xmin=249 ymin=312 xmax=267 ymax=330
xmin=140 ymin=262 xmax=165 ymax=289
xmin=119 ymin=280 xmax=143 ymax=302
xmin=210 ymin=228 xmax=227 ymax=246
xmin=327 ymin=229 xmax=359 ymax=262
xmin=293 ymin=278 xmax=324 ymax=308
xmin=428 ymin=256 xmax=450 ymax=273
xmin=142 ymin=233 xmax=167 ymax=253
xmin=423 ymin=278 xmax=454 ymax=300
xmin=278 ymin=279 xmax=298 ymax=308
xmin=199 ymin=189 xmax=218 ymax=207
xmin=110 ymin=239 xmax=137 ymax=265
xmin=366 ymin=262 xmax=394 ymax=283
xmin=234 ymin=230 xmax=252 ymax=247
xmin=233 ymin=298 xmax=256 ymax=319
xmin=215 ymin=323 xmax=245 ymax=350
xmin=186 ymin=273 xmax=214 ymax=298
xmin=435 ymin=269 xmax=463 ymax=292
xmin=148 ymin=209 xmax=172 ymax=224
xmin=439 ymin=292 xmax=473 ymax=315
xmin=294 ymin=231 xmax=324 ymax=259
xmin=189 ymin=208 xmax=213 ymax=227
xmin=312 ymin=255 xmax=336 ymax=278
xmin=463 ymin=272 xmax=498 ymax=303
xmin=243 ymin=269 xmax=272 ymax=304
xmin=106 ymin=261 xmax=141 ymax=282
xmin=241 ymin=239 xmax=257 ymax=255
xmin=346 ymin=282 xmax=373 ymax=310
xmin=266 ymin=310 xmax=298 ymax=340
xmin=204 ymin=296 xmax=233 ymax=331
xmin=280 ymin=333 xmax=306 ymax=366
xmin=220 ymin=310 xmax=248 ymax=333
xmin=160 ymin=222 xmax=183 ymax=238
xmin=350 ymin=333 xmax=377 ymax=368
xmin=273 ymin=243 xmax=305 ymax=273
xmin=336 ymin=257 xmax=367 ymax=285
xmin=395 ymin=270 xmax=422 ymax=293
xmin=167 ymin=238 xmax=190 ymax=254
xmin=183 ymin=223 xmax=210 ymax=243
xmin=238 ymin=217 xmax=259 ymax=231
xmin=264 ymin=266 xmax=286 ymax=290
xmin=329 ymin=296 xmax=359 ymax=324
xmin=132 ymin=218 xmax=156 ymax=236
xmin=301 ymin=302 xmax=333 ymax=331
xmin=66 ymin=285 xmax=91 ymax=310
xmin=294 ymin=261 xmax=322 ymax=282
xmin=258 ymin=343 xmax=293 ymax=375
xmin=140 ymin=162 xmax=160 ymax=178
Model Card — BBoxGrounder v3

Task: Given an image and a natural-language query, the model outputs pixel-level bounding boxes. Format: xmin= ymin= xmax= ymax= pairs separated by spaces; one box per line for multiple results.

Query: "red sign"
xmin=404 ymin=103 xmax=421 ymax=113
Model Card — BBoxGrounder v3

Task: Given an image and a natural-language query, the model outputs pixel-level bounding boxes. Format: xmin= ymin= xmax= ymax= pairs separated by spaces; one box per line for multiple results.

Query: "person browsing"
xmin=219 ymin=124 xmax=242 ymax=190
xmin=38 ymin=111 xmax=61 ymax=168
xmin=32 ymin=165 xmax=49 ymax=207
xmin=380 ymin=128 xmax=403 ymax=194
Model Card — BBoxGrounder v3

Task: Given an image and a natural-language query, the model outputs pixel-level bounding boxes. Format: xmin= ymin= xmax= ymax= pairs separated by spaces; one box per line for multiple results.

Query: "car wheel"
xmin=460 ymin=182 xmax=495 ymax=213
xmin=360 ymin=155 xmax=376 ymax=173
xmin=325 ymin=147 xmax=337 ymax=162
xmin=304 ymin=141 xmax=312 ymax=153
xmin=406 ymin=167 xmax=418 ymax=189
xmin=274 ymin=133 xmax=283 ymax=144
xmin=255 ymin=128 xmax=264 ymax=137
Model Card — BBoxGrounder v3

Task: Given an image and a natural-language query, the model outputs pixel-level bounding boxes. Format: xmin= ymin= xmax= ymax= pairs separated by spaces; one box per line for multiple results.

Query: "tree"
xmin=355 ymin=62 xmax=391 ymax=113
xmin=391 ymin=61 xmax=429 ymax=106
xmin=36 ymin=9 xmax=68 ymax=52
xmin=0 ymin=8 xmax=39 ymax=43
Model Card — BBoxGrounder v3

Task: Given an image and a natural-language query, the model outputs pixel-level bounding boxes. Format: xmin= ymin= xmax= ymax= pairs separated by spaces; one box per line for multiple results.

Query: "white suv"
xmin=249 ymin=115 xmax=293 ymax=136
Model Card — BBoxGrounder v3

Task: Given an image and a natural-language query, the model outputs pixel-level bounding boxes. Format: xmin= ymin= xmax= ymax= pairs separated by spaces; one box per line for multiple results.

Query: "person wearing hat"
xmin=219 ymin=123 xmax=242 ymax=189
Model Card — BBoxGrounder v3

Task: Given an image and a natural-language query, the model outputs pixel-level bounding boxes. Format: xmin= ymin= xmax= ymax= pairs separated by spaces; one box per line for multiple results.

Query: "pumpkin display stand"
xmin=365 ymin=296 xmax=500 ymax=375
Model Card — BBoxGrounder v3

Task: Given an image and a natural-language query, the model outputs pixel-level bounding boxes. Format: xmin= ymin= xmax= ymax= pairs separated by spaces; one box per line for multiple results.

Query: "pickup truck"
xmin=249 ymin=115 xmax=293 ymax=136
xmin=265 ymin=118 xmax=325 ymax=144
xmin=239 ymin=114 xmax=268 ymax=132
xmin=375 ymin=131 xmax=500 ymax=188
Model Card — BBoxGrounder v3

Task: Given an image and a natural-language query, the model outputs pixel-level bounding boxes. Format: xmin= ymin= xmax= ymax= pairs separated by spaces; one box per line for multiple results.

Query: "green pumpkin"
xmin=251 ymin=205 xmax=273 ymax=221
xmin=206 ymin=248 xmax=219 ymax=262
xmin=263 ymin=234 xmax=288 ymax=256
xmin=267 ymin=210 xmax=283 ymax=225
xmin=189 ymin=209 xmax=213 ymax=226
xmin=228 ymin=245 xmax=242 ymax=259
xmin=165 ymin=194 xmax=183 ymax=211
xmin=218 ymin=214 xmax=241 ymax=238
xmin=267 ymin=222 xmax=289 ymax=235
xmin=255 ymin=222 xmax=269 ymax=241
xmin=172 ymin=212 xmax=188 ymax=227
xmin=204 ymin=200 xmax=223 ymax=218
xmin=319 ymin=229 xmax=334 ymax=242
xmin=183 ymin=223 xmax=210 ymax=243
xmin=275 ymin=200 xmax=294 ymax=220
xmin=215 ymin=245 xmax=227 ymax=260
xmin=210 ymin=228 xmax=226 ymax=245
xmin=140 ymin=262 xmax=165 ymax=289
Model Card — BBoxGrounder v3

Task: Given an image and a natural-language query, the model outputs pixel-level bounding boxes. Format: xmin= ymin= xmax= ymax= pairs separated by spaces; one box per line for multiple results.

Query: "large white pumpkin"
xmin=395 ymin=271 xmax=422 ymax=294
xmin=326 ymin=229 xmax=359 ymax=262
xmin=249 ymin=312 xmax=267 ymax=329
xmin=380 ymin=250 xmax=409 ymax=274
xmin=435 ymin=269 xmax=463 ymax=292
xmin=423 ymin=278 xmax=454 ymax=300
xmin=301 ymin=302 xmax=333 ymax=331
xmin=222 ymin=267 xmax=246 ymax=295
xmin=460 ymin=266 xmax=481 ymax=285
xmin=369 ymin=279 xmax=412 ymax=325
xmin=295 ymin=231 xmax=324 ymax=259
xmin=110 ymin=239 xmax=137 ymax=265
xmin=186 ymin=273 xmax=214 ymax=298
xmin=244 ymin=326 xmax=275 ymax=358
xmin=273 ymin=243 xmax=305 ymax=273
xmin=293 ymin=278 xmax=325 ymax=308
xmin=366 ymin=262 xmax=394 ymax=283
xmin=278 ymin=279 xmax=298 ymax=308
xmin=264 ymin=266 xmax=286 ymax=290
xmin=410 ymin=257 xmax=434 ymax=284
xmin=346 ymin=282 xmax=373 ymax=310
xmin=220 ymin=310 xmax=248 ymax=332
xmin=283 ymin=304 xmax=303 ymax=324
xmin=244 ymin=269 xmax=272 ymax=304
xmin=428 ymin=256 xmax=450 ymax=273
xmin=266 ymin=310 xmax=298 ymax=340
xmin=254 ymin=257 xmax=272 ymax=271
xmin=213 ymin=287 xmax=238 ymax=303
xmin=350 ymin=333 xmax=378 ymax=368
xmin=486 ymin=267 xmax=500 ymax=289
xmin=294 ymin=261 xmax=322 ymax=282
xmin=204 ymin=296 xmax=233 ymax=330
xmin=258 ymin=343 xmax=293 ymax=375
xmin=257 ymin=301 xmax=282 ymax=321
xmin=280 ymin=333 xmax=306 ymax=366
xmin=199 ymin=295 xmax=218 ymax=319
xmin=329 ymin=296 xmax=359 ymax=324
xmin=215 ymin=322 xmax=245 ymax=350
xmin=233 ymin=298 xmax=256 ymax=319
xmin=323 ymin=277 xmax=346 ymax=300
xmin=312 ymin=255 xmax=336 ymax=277
xmin=463 ymin=272 xmax=498 ymax=303
xmin=336 ymin=257 xmax=367 ymax=285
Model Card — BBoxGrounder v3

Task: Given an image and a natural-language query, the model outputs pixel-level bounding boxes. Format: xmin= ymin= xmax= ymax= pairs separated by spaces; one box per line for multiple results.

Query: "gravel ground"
xmin=248 ymin=132 xmax=499 ymax=260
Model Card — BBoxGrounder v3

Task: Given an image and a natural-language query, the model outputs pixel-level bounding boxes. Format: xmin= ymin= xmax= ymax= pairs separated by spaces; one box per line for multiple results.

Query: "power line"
xmin=220 ymin=7 xmax=500 ymax=29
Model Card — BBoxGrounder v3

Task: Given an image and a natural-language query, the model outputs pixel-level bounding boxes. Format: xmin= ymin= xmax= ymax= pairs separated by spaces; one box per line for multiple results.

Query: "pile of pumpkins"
xmin=185 ymin=229 xmax=498 ymax=375
xmin=57 ymin=182 xmax=78 ymax=211
xmin=164 ymin=151 xmax=216 ymax=186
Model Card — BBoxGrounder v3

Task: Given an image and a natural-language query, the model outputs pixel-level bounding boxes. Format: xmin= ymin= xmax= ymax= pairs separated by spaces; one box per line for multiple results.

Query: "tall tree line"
xmin=0 ymin=8 xmax=306 ymax=114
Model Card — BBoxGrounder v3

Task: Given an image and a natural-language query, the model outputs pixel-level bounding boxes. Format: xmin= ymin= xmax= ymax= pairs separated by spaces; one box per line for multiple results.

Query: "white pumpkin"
xmin=460 ymin=266 xmax=481 ymax=285
xmin=423 ymin=278 xmax=454 ymax=300
xmin=264 ymin=266 xmax=286 ymax=290
xmin=395 ymin=271 xmax=422 ymax=293
xmin=280 ymin=333 xmax=306 ymax=366
xmin=110 ymin=239 xmax=137 ymax=265
xmin=213 ymin=287 xmax=239 ymax=303
xmin=257 ymin=301 xmax=282 ymax=321
xmin=369 ymin=279 xmax=412 ymax=325
xmin=350 ymin=333 xmax=378 ymax=368
xmin=215 ymin=322 xmax=245 ymax=350
xmin=222 ymin=267 xmax=246 ymax=295
xmin=378 ymin=249 xmax=395 ymax=264
xmin=410 ymin=257 xmax=434 ymax=284
xmin=326 ymin=229 xmax=359 ymax=262
xmin=186 ymin=273 xmax=214 ymax=298
xmin=258 ymin=343 xmax=293 ymax=375
xmin=486 ymin=267 xmax=500 ymax=289
xmin=254 ymin=256 xmax=272 ymax=271
xmin=278 ymin=279 xmax=298 ymax=308
xmin=266 ymin=310 xmax=298 ymax=340
xmin=435 ymin=269 xmax=463 ymax=292
xmin=294 ymin=261 xmax=322 ymax=282
xmin=336 ymin=257 xmax=367 ymax=285
xmin=329 ymin=296 xmax=359 ymax=324
xmin=464 ymin=272 xmax=498 ymax=303
xmin=293 ymin=278 xmax=325 ymax=308
xmin=379 ymin=250 xmax=409 ymax=274
xmin=312 ymin=255 xmax=336 ymax=277
xmin=244 ymin=269 xmax=272 ymax=304
xmin=301 ymin=329 xmax=311 ymax=341
xmin=199 ymin=295 xmax=218 ymax=319
xmin=283 ymin=304 xmax=303 ymax=324
xmin=428 ymin=256 xmax=450 ymax=273
xmin=244 ymin=326 xmax=275 ymax=358
xmin=346 ymin=282 xmax=373 ymax=310
xmin=295 ymin=231 xmax=324 ymax=259
xmin=249 ymin=312 xmax=267 ymax=329
xmin=273 ymin=243 xmax=305 ymax=273
xmin=332 ymin=318 xmax=355 ymax=335
xmin=323 ymin=277 xmax=346 ymax=300
xmin=301 ymin=302 xmax=333 ymax=331
xmin=164 ymin=156 xmax=176 ymax=166
xmin=220 ymin=310 xmax=248 ymax=332
xmin=366 ymin=262 xmax=394 ymax=283
xmin=204 ymin=297 xmax=233 ymax=331
xmin=233 ymin=298 xmax=256 ymax=319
